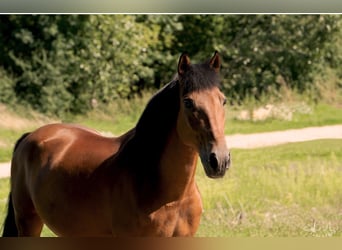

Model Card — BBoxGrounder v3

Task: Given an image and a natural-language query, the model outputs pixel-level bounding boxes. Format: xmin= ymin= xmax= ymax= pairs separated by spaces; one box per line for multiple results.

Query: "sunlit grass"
xmin=196 ymin=139 xmax=342 ymax=237
xmin=225 ymin=103 xmax=342 ymax=135
xmin=0 ymin=139 xmax=341 ymax=237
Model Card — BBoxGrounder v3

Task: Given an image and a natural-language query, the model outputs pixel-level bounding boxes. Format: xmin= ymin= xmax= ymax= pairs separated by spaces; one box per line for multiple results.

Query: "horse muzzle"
xmin=200 ymin=150 xmax=231 ymax=179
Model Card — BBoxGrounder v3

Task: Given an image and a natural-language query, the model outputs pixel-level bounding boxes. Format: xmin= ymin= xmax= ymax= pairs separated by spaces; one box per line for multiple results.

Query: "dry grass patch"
xmin=0 ymin=104 xmax=58 ymax=130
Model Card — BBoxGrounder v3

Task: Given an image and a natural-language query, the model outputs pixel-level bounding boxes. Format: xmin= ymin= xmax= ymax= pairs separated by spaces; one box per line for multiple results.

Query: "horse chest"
xmin=141 ymin=196 xmax=202 ymax=237
xmin=147 ymin=202 xmax=181 ymax=235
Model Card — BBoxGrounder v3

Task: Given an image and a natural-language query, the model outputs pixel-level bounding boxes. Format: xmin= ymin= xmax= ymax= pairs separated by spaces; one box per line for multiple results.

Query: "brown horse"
xmin=2 ymin=52 xmax=230 ymax=237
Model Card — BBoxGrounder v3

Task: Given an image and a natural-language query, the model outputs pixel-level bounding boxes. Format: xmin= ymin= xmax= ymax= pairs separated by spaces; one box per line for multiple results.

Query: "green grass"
xmin=195 ymin=139 xmax=342 ymax=237
xmin=0 ymin=139 xmax=341 ymax=237
xmin=225 ymin=103 xmax=342 ymax=135
xmin=0 ymin=128 xmax=30 ymax=162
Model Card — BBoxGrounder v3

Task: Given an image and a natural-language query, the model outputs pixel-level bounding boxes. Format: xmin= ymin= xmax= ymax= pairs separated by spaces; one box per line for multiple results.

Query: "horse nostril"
xmin=209 ymin=153 xmax=219 ymax=170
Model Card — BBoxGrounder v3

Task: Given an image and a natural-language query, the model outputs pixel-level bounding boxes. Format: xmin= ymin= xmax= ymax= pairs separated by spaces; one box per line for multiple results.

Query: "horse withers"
xmin=2 ymin=52 xmax=230 ymax=237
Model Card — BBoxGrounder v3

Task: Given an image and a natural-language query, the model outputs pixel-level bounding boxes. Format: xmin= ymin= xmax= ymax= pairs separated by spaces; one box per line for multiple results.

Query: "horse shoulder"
xmin=173 ymin=183 xmax=203 ymax=236
xmin=144 ymin=184 xmax=203 ymax=237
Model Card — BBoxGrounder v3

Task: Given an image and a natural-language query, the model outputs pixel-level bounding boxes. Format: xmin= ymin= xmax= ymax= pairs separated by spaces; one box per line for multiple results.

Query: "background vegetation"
xmin=0 ymin=15 xmax=341 ymax=116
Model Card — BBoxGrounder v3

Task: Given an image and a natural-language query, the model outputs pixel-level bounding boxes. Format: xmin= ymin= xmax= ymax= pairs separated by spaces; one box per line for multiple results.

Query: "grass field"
xmin=1 ymin=99 xmax=342 ymax=162
xmin=225 ymin=103 xmax=342 ymax=135
xmin=0 ymin=139 xmax=341 ymax=237
xmin=196 ymin=139 xmax=342 ymax=237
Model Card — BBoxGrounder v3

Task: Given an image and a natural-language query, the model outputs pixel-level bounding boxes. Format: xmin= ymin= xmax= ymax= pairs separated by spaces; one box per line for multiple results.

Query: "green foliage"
xmin=0 ymin=68 xmax=16 ymax=105
xmin=0 ymin=15 xmax=88 ymax=115
xmin=176 ymin=15 xmax=341 ymax=101
xmin=0 ymin=15 xmax=341 ymax=115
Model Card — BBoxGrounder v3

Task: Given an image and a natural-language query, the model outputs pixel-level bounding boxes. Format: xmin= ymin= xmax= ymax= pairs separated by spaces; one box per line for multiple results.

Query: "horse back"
xmin=12 ymin=123 xmax=121 ymax=175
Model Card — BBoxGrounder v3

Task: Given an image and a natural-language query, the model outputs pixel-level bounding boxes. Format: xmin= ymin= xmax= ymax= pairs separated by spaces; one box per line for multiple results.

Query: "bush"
xmin=175 ymin=15 xmax=342 ymax=102
xmin=0 ymin=15 xmax=341 ymax=116
xmin=0 ymin=67 xmax=17 ymax=105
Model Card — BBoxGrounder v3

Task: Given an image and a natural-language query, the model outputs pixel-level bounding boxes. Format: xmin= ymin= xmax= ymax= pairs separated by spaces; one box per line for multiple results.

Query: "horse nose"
xmin=209 ymin=151 xmax=231 ymax=171
xmin=209 ymin=152 xmax=219 ymax=170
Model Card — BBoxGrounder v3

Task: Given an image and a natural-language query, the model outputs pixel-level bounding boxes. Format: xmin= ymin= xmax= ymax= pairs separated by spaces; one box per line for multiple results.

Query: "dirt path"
xmin=0 ymin=162 xmax=11 ymax=179
xmin=0 ymin=124 xmax=341 ymax=179
xmin=227 ymin=124 xmax=342 ymax=149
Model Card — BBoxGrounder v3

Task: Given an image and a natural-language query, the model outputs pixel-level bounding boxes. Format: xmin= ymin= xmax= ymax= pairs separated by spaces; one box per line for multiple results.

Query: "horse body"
xmin=2 ymin=52 xmax=230 ymax=237
xmin=10 ymin=123 xmax=202 ymax=236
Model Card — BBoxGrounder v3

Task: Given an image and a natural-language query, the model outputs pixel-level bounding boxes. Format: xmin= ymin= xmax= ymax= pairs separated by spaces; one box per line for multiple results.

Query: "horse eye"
xmin=223 ymin=97 xmax=227 ymax=106
xmin=183 ymin=98 xmax=195 ymax=110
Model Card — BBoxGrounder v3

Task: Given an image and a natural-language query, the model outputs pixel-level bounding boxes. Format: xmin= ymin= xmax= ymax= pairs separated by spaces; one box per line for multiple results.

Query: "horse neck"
xmin=118 ymin=81 xmax=199 ymax=206
xmin=158 ymin=127 xmax=199 ymax=201
xmin=125 ymin=125 xmax=199 ymax=210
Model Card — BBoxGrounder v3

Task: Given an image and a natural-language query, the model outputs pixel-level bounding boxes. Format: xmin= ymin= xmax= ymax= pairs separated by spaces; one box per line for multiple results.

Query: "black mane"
xmin=135 ymin=80 xmax=180 ymax=144
xmin=114 ymin=79 xmax=180 ymax=199
xmin=118 ymin=79 xmax=180 ymax=168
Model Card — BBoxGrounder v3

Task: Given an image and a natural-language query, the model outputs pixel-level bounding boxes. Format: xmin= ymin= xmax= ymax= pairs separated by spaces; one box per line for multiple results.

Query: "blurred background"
xmin=0 ymin=15 xmax=341 ymax=116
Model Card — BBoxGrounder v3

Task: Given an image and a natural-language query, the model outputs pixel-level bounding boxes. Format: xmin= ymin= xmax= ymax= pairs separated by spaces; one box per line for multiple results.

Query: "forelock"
xmin=178 ymin=63 xmax=220 ymax=95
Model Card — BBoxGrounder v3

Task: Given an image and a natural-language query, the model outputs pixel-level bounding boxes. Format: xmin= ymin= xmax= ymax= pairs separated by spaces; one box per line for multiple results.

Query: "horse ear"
xmin=209 ymin=51 xmax=220 ymax=72
xmin=178 ymin=53 xmax=191 ymax=76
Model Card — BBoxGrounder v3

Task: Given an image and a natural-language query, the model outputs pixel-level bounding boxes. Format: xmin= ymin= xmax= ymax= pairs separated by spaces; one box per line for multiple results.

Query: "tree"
xmin=175 ymin=15 xmax=341 ymax=101
xmin=0 ymin=15 xmax=341 ymax=116
xmin=0 ymin=15 xmax=166 ymax=114
xmin=0 ymin=15 xmax=88 ymax=115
